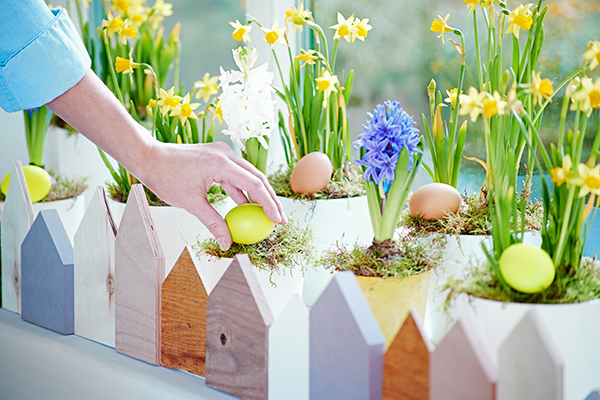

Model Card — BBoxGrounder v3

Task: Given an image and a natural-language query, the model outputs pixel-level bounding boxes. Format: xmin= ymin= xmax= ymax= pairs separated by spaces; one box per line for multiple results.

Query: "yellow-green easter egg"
xmin=1 ymin=165 xmax=52 ymax=203
xmin=225 ymin=203 xmax=276 ymax=244
xmin=499 ymin=244 xmax=555 ymax=293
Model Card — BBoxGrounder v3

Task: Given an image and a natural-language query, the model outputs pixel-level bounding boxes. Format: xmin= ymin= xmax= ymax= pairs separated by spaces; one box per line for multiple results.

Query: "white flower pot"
xmin=0 ymin=195 xmax=85 ymax=245
xmin=109 ymin=197 xmax=235 ymax=277
xmin=277 ymin=195 xmax=372 ymax=307
xmin=468 ymin=296 xmax=600 ymax=400
xmin=201 ymin=255 xmax=304 ymax=320
xmin=424 ymin=231 xmax=542 ymax=346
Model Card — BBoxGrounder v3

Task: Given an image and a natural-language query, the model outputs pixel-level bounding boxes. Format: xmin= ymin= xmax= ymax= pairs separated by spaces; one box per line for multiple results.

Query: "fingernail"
xmin=218 ymin=238 xmax=230 ymax=251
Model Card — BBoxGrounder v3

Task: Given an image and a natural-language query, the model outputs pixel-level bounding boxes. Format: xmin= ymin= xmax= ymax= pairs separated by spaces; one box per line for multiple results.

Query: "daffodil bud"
xmin=233 ymin=46 xmax=258 ymax=73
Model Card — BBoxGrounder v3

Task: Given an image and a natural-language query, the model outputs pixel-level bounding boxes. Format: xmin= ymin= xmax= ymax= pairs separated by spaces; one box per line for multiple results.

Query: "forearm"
xmin=45 ymin=69 xmax=155 ymax=183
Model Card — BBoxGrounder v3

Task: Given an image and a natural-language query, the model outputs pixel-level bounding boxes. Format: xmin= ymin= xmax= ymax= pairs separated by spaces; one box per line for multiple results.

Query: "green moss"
xmin=399 ymin=190 xmax=544 ymax=236
xmin=194 ymin=218 xmax=315 ymax=278
xmin=268 ymin=162 xmax=366 ymax=200
xmin=320 ymin=232 xmax=446 ymax=279
xmin=107 ymin=182 xmax=227 ymax=206
xmin=445 ymin=257 xmax=600 ymax=304
xmin=43 ymin=174 xmax=87 ymax=202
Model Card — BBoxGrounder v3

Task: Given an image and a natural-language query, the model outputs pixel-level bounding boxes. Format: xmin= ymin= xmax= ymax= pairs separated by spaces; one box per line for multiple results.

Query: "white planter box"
xmin=109 ymin=197 xmax=235 ymax=277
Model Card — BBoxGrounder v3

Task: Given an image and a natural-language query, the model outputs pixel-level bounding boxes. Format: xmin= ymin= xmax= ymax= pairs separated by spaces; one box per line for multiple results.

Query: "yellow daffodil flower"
xmin=431 ymin=14 xmax=455 ymax=45
xmin=212 ymin=100 xmax=223 ymax=123
xmin=157 ymin=87 xmax=181 ymax=116
xmin=550 ymin=154 xmax=573 ymax=187
xmin=482 ymin=91 xmax=507 ymax=118
xmin=459 ymin=87 xmax=486 ymax=122
xmin=583 ymin=40 xmax=600 ymax=71
xmin=505 ymin=4 xmax=534 ymax=39
xmin=316 ymin=71 xmax=339 ymax=107
xmin=571 ymin=77 xmax=600 ymax=116
xmin=170 ymin=94 xmax=200 ymax=125
xmin=261 ymin=19 xmax=286 ymax=50
xmin=230 ymin=20 xmax=252 ymax=43
xmin=464 ymin=0 xmax=481 ymax=15
xmin=330 ymin=12 xmax=358 ymax=43
xmin=352 ymin=17 xmax=372 ymax=42
xmin=296 ymin=49 xmax=319 ymax=67
xmin=193 ymin=73 xmax=219 ymax=103
xmin=572 ymin=162 xmax=600 ymax=197
xmin=111 ymin=0 xmax=130 ymax=16
xmin=444 ymin=88 xmax=461 ymax=108
xmin=530 ymin=71 xmax=554 ymax=106
xmin=115 ymin=48 xmax=139 ymax=84
xmin=505 ymin=83 xmax=525 ymax=114
xmin=152 ymin=0 xmax=173 ymax=17
xmin=285 ymin=2 xmax=312 ymax=34
xmin=119 ymin=21 xmax=138 ymax=45
xmin=102 ymin=13 xmax=124 ymax=37
xmin=147 ymin=99 xmax=156 ymax=118
xmin=131 ymin=13 xmax=145 ymax=26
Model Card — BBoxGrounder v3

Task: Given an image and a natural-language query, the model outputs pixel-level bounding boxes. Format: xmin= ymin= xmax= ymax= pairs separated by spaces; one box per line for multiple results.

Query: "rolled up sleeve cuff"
xmin=0 ymin=8 xmax=91 ymax=113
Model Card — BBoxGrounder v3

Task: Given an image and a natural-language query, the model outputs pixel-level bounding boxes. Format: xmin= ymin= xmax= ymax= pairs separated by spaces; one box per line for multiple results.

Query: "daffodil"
xmin=285 ymin=2 xmax=312 ymax=34
xmin=211 ymin=100 xmax=223 ymax=123
xmin=157 ymin=87 xmax=181 ymax=116
xmin=152 ymin=0 xmax=173 ymax=17
xmin=583 ymin=40 xmax=600 ymax=71
xmin=119 ymin=20 xmax=138 ymax=45
xmin=102 ymin=13 xmax=124 ymax=37
xmin=130 ymin=13 xmax=145 ymax=26
xmin=463 ymin=0 xmax=481 ymax=15
xmin=316 ymin=70 xmax=339 ymax=107
xmin=530 ymin=71 xmax=554 ymax=106
xmin=230 ymin=20 xmax=252 ymax=43
xmin=572 ymin=162 xmax=600 ymax=197
xmin=482 ymin=91 xmax=507 ymax=118
xmin=296 ymin=49 xmax=319 ymax=67
xmin=550 ymin=154 xmax=573 ymax=187
xmin=352 ymin=17 xmax=372 ymax=42
xmin=459 ymin=87 xmax=486 ymax=122
xmin=147 ymin=98 xmax=156 ymax=118
xmin=170 ymin=94 xmax=200 ymax=125
xmin=193 ymin=73 xmax=219 ymax=103
xmin=505 ymin=4 xmax=534 ymax=39
xmin=430 ymin=14 xmax=455 ymax=45
xmin=111 ymin=0 xmax=130 ymax=16
xmin=115 ymin=49 xmax=139 ymax=84
xmin=261 ymin=19 xmax=286 ymax=50
xmin=444 ymin=88 xmax=461 ymax=108
xmin=571 ymin=77 xmax=600 ymax=116
xmin=330 ymin=12 xmax=358 ymax=43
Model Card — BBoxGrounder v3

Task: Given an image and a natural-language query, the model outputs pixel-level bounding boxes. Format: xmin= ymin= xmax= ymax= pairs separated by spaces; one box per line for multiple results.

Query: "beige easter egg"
xmin=290 ymin=152 xmax=333 ymax=195
xmin=409 ymin=182 xmax=461 ymax=220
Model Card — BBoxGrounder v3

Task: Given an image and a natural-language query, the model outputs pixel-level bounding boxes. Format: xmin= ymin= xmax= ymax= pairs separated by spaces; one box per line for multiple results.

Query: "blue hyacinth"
xmin=354 ymin=100 xmax=422 ymax=193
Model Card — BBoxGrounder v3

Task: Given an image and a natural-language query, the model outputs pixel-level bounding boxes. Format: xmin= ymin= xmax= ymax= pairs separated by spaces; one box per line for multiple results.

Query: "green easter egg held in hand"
xmin=499 ymin=243 xmax=555 ymax=294
xmin=225 ymin=203 xmax=276 ymax=244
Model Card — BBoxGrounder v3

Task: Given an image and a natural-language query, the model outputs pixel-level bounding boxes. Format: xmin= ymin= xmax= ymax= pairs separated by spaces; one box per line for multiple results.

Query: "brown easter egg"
xmin=290 ymin=152 xmax=333 ymax=195
xmin=409 ymin=183 xmax=461 ymax=220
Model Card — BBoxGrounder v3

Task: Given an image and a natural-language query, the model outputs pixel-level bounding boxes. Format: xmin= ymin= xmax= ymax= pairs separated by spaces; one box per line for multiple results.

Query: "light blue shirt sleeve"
xmin=0 ymin=0 xmax=91 ymax=113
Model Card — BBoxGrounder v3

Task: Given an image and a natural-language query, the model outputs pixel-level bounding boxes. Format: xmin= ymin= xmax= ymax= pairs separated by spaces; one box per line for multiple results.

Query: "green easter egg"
xmin=1 ymin=165 xmax=52 ymax=203
xmin=225 ymin=203 xmax=276 ymax=244
xmin=499 ymin=243 xmax=555 ymax=293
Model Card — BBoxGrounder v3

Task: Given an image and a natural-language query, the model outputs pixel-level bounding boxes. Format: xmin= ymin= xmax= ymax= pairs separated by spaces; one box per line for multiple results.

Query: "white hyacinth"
xmin=219 ymin=47 xmax=275 ymax=152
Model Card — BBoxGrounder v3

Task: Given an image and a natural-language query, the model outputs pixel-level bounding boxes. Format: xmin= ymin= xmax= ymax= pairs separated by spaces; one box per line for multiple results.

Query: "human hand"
xmin=137 ymin=140 xmax=287 ymax=251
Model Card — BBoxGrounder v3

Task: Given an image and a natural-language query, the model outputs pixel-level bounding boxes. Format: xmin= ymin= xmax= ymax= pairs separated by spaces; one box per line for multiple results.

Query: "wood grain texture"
xmin=1 ymin=161 xmax=34 ymax=313
xmin=161 ymin=246 xmax=207 ymax=377
xmin=74 ymin=187 xmax=117 ymax=347
xmin=310 ymin=271 xmax=386 ymax=400
xmin=115 ymin=184 xmax=164 ymax=365
xmin=498 ymin=309 xmax=564 ymax=400
xmin=21 ymin=210 xmax=74 ymax=334
xmin=269 ymin=294 xmax=309 ymax=400
xmin=205 ymin=254 xmax=274 ymax=400
xmin=431 ymin=312 xmax=497 ymax=400
xmin=383 ymin=309 xmax=431 ymax=400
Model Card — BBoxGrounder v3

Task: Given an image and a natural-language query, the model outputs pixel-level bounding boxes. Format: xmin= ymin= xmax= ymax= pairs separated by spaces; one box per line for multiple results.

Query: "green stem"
xmin=473 ymin=11 xmax=484 ymax=91
xmin=103 ymin=30 xmax=126 ymax=106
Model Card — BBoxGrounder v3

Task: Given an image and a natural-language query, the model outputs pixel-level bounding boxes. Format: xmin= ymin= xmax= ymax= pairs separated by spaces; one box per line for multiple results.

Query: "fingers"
xmin=221 ymin=182 xmax=249 ymax=206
